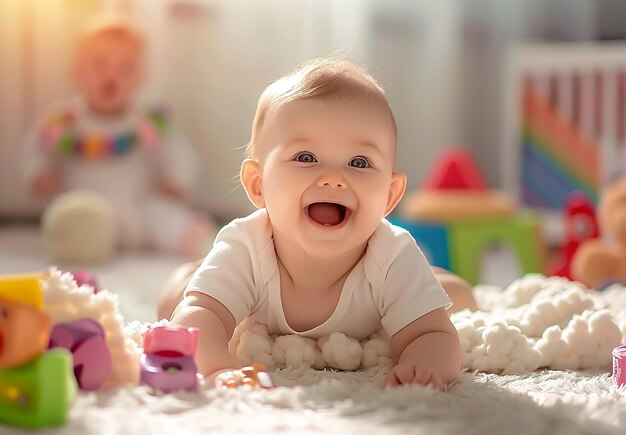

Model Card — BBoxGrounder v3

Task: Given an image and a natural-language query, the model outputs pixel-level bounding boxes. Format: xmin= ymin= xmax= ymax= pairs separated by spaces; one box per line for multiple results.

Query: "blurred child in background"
xmin=23 ymin=16 xmax=215 ymax=260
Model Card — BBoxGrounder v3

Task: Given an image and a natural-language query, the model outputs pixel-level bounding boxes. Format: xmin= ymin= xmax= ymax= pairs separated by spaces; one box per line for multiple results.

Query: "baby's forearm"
xmin=398 ymin=331 xmax=462 ymax=385
xmin=170 ymin=304 xmax=241 ymax=376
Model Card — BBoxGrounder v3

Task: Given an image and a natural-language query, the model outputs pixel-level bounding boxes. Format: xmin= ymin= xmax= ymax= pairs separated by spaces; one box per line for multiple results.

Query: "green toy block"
xmin=0 ymin=348 xmax=77 ymax=429
xmin=448 ymin=213 xmax=545 ymax=286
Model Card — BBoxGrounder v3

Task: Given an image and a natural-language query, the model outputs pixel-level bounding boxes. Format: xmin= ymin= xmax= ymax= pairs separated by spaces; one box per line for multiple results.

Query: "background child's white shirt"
xmin=22 ymin=96 xmax=183 ymax=200
xmin=186 ymin=209 xmax=452 ymax=340
xmin=21 ymin=96 xmax=206 ymax=252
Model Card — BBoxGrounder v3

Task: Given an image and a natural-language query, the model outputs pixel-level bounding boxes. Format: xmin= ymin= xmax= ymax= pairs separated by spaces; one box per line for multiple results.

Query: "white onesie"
xmin=23 ymin=97 xmax=213 ymax=255
xmin=186 ymin=209 xmax=452 ymax=340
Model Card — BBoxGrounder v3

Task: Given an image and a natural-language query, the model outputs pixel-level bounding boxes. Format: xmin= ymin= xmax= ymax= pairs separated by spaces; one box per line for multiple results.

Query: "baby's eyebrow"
xmin=284 ymin=139 xmax=311 ymax=149
xmin=356 ymin=141 xmax=383 ymax=157
xmin=283 ymin=138 xmax=383 ymax=157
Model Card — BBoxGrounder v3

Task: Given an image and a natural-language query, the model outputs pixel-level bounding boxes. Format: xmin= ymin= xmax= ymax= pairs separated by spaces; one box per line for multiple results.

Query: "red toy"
xmin=69 ymin=270 xmax=101 ymax=294
xmin=423 ymin=148 xmax=488 ymax=191
xmin=549 ymin=192 xmax=599 ymax=280
xmin=614 ymin=345 xmax=626 ymax=389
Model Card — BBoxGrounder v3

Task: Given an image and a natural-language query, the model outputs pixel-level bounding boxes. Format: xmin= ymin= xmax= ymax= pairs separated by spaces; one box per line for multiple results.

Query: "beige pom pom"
xmin=42 ymin=190 xmax=117 ymax=264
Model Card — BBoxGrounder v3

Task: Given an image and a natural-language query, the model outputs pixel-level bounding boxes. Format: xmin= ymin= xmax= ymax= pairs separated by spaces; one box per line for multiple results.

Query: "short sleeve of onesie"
xmin=378 ymin=236 xmax=453 ymax=337
xmin=184 ymin=219 xmax=260 ymax=324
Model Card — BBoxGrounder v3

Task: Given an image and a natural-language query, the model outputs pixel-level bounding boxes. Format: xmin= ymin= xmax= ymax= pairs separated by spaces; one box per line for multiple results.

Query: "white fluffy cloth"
xmin=42 ymin=268 xmax=141 ymax=386
xmin=455 ymin=274 xmax=624 ymax=374
xmin=226 ymin=319 xmax=393 ymax=371
xmin=226 ymin=274 xmax=625 ymax=374
xmin=42 ymin=269 xmax=626 ymax=382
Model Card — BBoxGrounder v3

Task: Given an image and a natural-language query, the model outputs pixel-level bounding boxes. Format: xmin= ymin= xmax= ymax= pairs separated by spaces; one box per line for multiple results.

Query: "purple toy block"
xmin=70 ymin=270 xmax=101 ymax=294
xmin=140 ymin=326 xmax=199 ymax=393
xmin=48 ymin=319 xmax=112 ymax=391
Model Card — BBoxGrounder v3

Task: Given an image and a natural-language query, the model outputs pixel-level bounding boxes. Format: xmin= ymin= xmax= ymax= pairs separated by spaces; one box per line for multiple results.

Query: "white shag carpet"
xmin=1 ymin=227 xmax=626 ymax=434
xmin=4 ymin=276 xmax=625 ymax=435
xmin=4 ymin=366 xmax=626 ymax=434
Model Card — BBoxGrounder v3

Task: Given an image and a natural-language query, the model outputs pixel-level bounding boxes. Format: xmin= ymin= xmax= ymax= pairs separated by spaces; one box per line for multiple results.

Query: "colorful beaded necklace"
xmin=39 ymin=107 xmax=169 ymax=160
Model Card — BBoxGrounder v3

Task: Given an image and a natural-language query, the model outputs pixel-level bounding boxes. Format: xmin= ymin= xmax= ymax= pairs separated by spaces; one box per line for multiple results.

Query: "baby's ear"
xmin=384 ymin=171 xmax=407 ymax=217
xmin=240 ymin=158 xmax=265 ymax=208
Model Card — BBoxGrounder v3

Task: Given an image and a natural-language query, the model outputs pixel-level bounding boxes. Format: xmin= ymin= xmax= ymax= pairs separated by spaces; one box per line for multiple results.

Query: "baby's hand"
xmin=383 ymin=363 xmax=443 ymax=390
xmin=210 ymin=364 xmax=274 ymax=390
xmin=32 ymin=168 xmax=60 ymax=198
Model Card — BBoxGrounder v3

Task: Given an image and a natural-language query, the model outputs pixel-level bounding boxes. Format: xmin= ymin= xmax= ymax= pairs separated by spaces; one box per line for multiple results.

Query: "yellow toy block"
xmin=0 ymin=273 xmax=45 ymax=311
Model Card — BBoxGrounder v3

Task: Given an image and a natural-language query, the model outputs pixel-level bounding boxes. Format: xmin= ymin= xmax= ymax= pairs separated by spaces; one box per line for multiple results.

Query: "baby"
xmin=161 ymin=58 xmax=465 ymax=389
xmin=24 ymin=16 xmax=215 ymax=258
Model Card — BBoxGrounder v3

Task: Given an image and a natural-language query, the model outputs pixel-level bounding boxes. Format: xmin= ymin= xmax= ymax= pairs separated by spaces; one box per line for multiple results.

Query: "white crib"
xmin=503 ymin=42 xmax=626 ymax=211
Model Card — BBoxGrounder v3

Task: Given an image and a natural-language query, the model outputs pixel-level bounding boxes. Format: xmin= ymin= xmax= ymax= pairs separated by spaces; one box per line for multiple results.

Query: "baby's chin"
xmin=88 ymin=98 xmax=131 ymax=116
xmin=297 ymin=236 xmax=367 ymax=261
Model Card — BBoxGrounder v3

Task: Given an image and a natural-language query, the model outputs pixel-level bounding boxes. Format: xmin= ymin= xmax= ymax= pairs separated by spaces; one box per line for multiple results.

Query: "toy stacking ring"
xmin=613 ymin=345 xmax=626 ymax=389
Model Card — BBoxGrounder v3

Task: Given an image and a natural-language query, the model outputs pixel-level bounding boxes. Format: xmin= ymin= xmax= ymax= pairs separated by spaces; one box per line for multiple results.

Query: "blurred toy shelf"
xmin=396 ymin=148 xmax=546 ymax=287
xmin=503 ymin=41 xmax=626 ymax=215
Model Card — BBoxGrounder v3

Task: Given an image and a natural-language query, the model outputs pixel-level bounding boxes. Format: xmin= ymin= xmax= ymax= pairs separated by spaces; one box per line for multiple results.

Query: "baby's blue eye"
xmin=349 ymin=157 xmax=369 ymax=168
xmin=295 ymin=152 xmax=316 ymax=163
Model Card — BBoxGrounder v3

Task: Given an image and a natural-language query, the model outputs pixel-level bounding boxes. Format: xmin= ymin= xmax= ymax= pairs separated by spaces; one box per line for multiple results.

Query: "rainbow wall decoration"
xmin=521 ymin=85 xmax=600 ymax=209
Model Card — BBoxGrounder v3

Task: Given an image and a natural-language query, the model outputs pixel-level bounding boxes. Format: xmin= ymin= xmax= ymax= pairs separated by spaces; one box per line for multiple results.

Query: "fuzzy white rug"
xmin=5 ymin=271 xmax=626 ymax=434
xmin=4 ymin=367 xmax=625 ymax=434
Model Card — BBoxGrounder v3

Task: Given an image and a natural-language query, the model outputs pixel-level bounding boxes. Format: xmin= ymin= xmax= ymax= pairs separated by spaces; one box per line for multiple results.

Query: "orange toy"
xmin=572 ymin=178 xmax=626 ymax=290
xmin=402 ymin=148 xmax=516 ymax=222
xmin=0 ymin=275 xmax=51 ymax=368
xmin=214 ymin=363 xmax=274 ymax=389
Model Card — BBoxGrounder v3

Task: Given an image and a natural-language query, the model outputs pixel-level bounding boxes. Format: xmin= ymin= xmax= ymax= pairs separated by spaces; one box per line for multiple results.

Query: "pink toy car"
xmin=140 ymin=326 xmax=199 ymax=393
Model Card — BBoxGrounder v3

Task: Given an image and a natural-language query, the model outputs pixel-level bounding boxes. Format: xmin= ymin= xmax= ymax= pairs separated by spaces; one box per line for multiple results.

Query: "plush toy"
xmin=572 ymin=178 xmax=626 ymax=290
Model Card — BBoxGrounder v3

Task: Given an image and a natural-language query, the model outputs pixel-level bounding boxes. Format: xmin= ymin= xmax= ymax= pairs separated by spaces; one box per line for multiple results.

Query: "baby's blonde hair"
xmin=77 ymin=15 xmax=145 ymax=57
xmin=246 ymin=58 xmax=396 ymax=159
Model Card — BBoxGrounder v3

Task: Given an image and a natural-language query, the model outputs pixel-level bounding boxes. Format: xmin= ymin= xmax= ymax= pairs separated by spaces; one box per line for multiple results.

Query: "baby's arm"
xmin=21 ymin=112 xmax=62 ymax=198
xmin=385 ymin=307 xmax=462 ymax=389
xmin=431 ymin=267 xmax=477 ymax=313
xmin=163 ymin=220 xmax=264 ymax=385
xmin=169 ymin=292 xmax=242 ymax=378
xmin=31 ymin=166 xmax=61 ymax=198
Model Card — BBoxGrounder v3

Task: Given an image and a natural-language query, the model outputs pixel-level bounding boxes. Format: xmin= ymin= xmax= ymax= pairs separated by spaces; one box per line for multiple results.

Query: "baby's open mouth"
xmin=307 ymin=202 xmax=350 ymax=226
xmin=101 ymin=81 xmax=119 ymax=98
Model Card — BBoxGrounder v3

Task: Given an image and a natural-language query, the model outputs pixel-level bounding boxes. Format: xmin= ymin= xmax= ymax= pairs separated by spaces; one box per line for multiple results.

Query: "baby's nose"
xmin=317 ymin=173 xmax=347 ymax=189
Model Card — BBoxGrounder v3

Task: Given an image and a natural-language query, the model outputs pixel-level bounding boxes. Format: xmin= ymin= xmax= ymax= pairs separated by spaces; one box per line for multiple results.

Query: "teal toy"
xmin=398 ymin=149 xmax=546 ymax=285
xmin=0 ymin=348 xmax=77 ymax=429
xmin=389 ymin=218 xmax=451 ymax=270
xmin=392 ymin=213 xmax=544 ymax=286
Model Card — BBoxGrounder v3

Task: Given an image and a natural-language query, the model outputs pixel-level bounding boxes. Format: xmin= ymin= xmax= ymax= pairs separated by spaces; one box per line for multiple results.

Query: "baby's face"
xmin=253 ymin=97 xmax=405 ymax=258
xmin=74 ymin=35 xmax=143 ymax=115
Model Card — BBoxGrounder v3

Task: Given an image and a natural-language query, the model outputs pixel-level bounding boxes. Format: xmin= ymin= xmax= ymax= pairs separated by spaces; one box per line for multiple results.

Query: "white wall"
xmin=152 ymin=0 xmax=462 ymax=220
xmin=0 ymin=0 xmax=101 ymax=216
xmin=365 ymin=1 xmax=461 ymax=193
xmin=0 ymin=0 xmax=462 ymax=221
xmin=0 ymin=0 xmax=25 ymax=215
